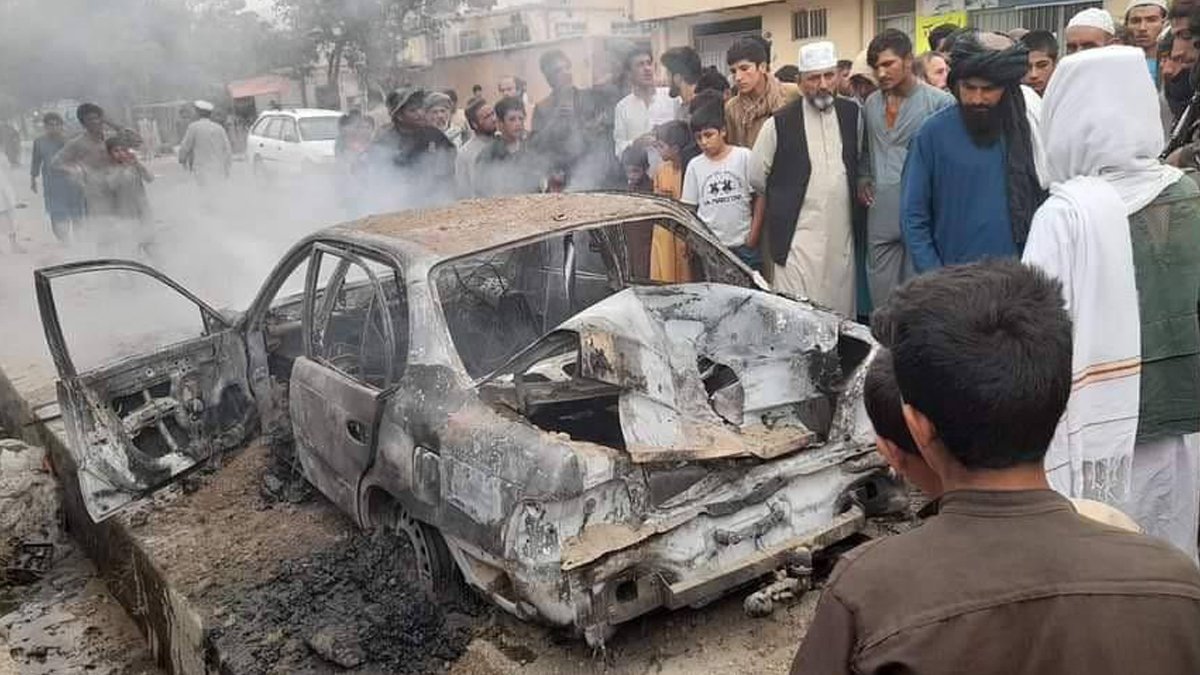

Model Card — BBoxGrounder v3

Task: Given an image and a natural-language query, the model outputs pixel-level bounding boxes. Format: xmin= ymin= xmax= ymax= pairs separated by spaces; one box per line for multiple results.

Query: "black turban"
xmin=948 ymin=33 xmax=1046 ymax=250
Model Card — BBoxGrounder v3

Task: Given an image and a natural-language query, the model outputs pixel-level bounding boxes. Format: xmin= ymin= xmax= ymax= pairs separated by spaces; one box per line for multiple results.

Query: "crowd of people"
xmin=7 ymin=2 xmax=1200 ymax=671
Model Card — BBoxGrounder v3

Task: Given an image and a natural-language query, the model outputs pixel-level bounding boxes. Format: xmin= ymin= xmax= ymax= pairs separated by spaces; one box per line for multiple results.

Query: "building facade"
xmin=406 ymin=0 xmax=645 ymax=103
xmin=635 ymin=0 xmax=1126 ymax=72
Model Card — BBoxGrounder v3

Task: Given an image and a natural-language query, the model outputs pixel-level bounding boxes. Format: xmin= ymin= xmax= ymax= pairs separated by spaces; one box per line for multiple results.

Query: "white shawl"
xmin=1023 ymin=46 xmax=1180 ymax=505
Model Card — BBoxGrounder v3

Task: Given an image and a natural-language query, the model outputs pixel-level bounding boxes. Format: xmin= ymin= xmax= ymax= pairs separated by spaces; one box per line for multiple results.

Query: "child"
xmin=651 ymin=121 xmax=691 ymax=199
xmin=93 ymin=136 xmax=154 ymax=258
xmin=681 ymin=93 xmax=760 ymax=270
xmin=620 ymin=144 xmax=653 ymax=194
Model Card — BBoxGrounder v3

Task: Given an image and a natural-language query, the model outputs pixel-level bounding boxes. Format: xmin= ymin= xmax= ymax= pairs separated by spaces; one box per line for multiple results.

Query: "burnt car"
xmin=35 ymin=193 xmax=895 ymax=645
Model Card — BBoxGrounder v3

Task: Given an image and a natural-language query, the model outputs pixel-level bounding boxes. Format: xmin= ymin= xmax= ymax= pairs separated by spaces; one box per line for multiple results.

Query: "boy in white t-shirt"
xmin=681 ymin=93 xmax=762 ymax=270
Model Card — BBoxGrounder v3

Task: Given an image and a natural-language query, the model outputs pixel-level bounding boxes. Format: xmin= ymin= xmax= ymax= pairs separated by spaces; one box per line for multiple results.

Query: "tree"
xmin=0 ymin=0 xmax=294 ymax=119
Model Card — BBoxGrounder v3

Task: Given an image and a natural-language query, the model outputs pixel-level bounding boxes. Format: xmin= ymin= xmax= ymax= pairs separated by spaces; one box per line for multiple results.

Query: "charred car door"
xmin=288 ymin=244 xmax=406 ymax=518
xmin=35 ymin=260 xmax=257 ymax=522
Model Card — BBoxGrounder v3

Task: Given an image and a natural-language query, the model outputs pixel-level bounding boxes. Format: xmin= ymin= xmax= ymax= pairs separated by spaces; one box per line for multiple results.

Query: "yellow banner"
xmin=916 ymin=11 xmax=968 ymax=53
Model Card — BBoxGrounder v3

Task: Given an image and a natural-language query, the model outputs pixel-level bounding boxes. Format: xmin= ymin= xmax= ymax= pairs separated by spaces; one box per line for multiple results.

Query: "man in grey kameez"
xmin=858 ymin=30 xmax=955 ymax=306
xmin=178 ymin=100 xmax=232 ymax=185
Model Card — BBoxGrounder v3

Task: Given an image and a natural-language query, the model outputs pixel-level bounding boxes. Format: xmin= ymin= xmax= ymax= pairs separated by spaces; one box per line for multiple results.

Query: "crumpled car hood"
xmin=487 ymin=283 xmax=852 ymax=463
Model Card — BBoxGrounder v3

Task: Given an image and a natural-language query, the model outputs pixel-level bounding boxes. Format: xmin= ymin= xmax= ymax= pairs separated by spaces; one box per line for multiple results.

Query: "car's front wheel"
xmin=388 ymin=503 xmax=464 ymax=600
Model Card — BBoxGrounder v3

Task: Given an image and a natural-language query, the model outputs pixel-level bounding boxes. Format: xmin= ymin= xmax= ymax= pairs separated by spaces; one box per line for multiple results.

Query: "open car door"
xmin=35 ymin=260 xmax=257 ymax=522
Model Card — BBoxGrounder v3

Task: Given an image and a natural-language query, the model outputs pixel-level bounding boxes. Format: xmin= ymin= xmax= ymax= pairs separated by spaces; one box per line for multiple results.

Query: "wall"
xmin=414 ymin=35 xmax=625 ymax=104
xmin=649 ymin=1 xmax=870 ymax=73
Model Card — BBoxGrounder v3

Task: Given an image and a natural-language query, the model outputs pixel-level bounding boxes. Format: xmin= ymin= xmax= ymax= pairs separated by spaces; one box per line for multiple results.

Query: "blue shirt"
xmin=900 ymin=106 xmax=1017 ymax=272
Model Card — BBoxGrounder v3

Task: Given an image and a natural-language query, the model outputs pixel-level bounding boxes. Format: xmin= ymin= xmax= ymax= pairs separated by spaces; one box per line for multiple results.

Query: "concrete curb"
xmin=0 ymin=367 xmax=208 ymax=674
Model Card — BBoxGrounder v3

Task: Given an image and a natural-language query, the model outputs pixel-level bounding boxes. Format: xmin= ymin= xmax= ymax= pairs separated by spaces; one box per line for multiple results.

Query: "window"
xmin=458 ymin=30 xmax=485 ymax=53
xmin=298 ymin=116 xmax=340 ymax=142
xmin=54 ymin=270 xmax=210 ymax=375
xmin=876 ymin=0 xmax=915 ymax=39
xmin=969 ymin=2 xmax=1101 ymax=38
xmin=251 ymin=117 xmax=272 ymax=136
xmin=497 ymin=21 xmax=531 ymax=47
xmin=692 ymin=17 xmax=763 ymax=71
xmin=263 ymin=117 xmax=284 ymax=140
xmin=793 ymin=8 xmax=829 ymax=40
xmin=308 ymin=248 xmax=408 ymax=389
xmin=281 ymin=119 xmax=300 ymax=143
xmin=432 ymin=219 xmax=752 ymax=378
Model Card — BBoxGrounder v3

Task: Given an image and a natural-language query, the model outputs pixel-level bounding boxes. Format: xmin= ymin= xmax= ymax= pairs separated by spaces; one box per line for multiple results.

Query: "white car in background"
xmin=247 ymin=108 xmax=342 ymax=174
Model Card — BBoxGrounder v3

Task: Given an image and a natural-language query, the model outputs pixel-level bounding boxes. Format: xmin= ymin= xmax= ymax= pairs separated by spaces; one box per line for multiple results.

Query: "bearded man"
xmin=1024 ymin=45 xmax=1200 ymax=562
xmin=750 ymin=42 xmax=861 ymax=317
xmin=900 ymin=32 xmax=1046 ymax=272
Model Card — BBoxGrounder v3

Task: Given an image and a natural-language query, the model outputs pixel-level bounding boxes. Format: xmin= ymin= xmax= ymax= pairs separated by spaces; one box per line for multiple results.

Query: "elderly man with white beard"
xmin=1023 ymin=45 xmax=1200 ymax=562
xmin=750 ymin=41 xmax=862 ymax=317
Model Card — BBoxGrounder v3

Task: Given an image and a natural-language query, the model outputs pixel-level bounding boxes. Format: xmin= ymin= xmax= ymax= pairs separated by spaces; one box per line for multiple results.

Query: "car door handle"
xmin=346 ymin=420 xmax=368 ymax=444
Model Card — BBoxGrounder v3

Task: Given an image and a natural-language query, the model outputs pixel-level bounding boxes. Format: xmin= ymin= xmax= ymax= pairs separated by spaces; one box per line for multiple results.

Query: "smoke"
xmin=0 ymin=159 xmax=350 ymax=381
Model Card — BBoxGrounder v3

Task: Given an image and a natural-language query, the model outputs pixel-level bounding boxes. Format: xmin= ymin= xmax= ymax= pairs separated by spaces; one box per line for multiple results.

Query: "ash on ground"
xmin=209 ymin=529 xmax=483 ymax=674
xmin=0 ymin=437 xmax=159 ymax=675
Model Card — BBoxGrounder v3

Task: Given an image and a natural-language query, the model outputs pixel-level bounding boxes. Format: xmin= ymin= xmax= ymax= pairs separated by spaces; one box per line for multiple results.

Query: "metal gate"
xmin=969 ymin=1 xmax=1103 ymax=37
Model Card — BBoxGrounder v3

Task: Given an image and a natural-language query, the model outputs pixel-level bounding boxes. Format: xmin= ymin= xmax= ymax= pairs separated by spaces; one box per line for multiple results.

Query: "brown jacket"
xmin=724 ymin=76 xmax=800 ymax=149
xmin=792 ymin=490 xmax=1200 ymax=675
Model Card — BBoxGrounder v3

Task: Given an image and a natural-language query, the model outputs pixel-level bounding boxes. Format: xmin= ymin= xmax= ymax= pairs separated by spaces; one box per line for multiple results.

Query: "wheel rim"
xmin=391 ymin=506 xmax=434 ymax=588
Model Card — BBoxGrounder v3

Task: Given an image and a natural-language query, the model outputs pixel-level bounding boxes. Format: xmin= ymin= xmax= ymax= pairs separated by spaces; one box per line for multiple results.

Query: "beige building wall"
xmin=415 ymin=36 xmax=627 ymax=104
xmin=644 ymin=1 xmax=872 ymax=72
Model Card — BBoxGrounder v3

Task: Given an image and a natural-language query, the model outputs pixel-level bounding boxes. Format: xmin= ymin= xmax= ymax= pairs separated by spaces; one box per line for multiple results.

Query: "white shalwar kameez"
xmin=755 ymin=98 xmax=855 ymax=316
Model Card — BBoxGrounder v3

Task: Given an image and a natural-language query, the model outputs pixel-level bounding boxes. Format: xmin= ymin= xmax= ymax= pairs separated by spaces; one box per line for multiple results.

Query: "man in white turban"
xmin=178 ymin=100 xmax=232 ymax=185
xmin=1023 ymin=45 xmax=1200 ymax=562
xmin=750 ymin=41 xmax=862 ymax=317
xmin=1065 ymin=8 xmax=1119 ymax=54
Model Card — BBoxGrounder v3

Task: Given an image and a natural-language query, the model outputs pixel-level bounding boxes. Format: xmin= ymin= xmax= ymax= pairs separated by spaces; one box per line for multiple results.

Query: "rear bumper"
xmin=447 ymin=454 xmax=893 ymax=646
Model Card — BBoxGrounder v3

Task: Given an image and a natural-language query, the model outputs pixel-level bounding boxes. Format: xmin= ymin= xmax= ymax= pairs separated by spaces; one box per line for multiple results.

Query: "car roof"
xmin=334 ymin=193 xmax=687 ymax=261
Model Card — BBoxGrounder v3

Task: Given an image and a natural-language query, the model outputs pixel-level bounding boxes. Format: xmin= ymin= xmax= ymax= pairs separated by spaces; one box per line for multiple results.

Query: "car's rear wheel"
xmin=388 ymin=503 xmax=464 ymax=600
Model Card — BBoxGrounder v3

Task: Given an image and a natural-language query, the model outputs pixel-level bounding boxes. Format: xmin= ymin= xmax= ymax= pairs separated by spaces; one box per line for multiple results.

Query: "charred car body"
xmin=35 ymin=193 xmax=895 ymax=644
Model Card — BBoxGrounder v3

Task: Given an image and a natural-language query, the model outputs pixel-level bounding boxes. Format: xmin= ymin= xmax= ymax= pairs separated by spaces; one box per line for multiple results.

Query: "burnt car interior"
xmin=260 ymin=247 xmax=408 ymax=391
xmin=434 ymin=218 xmax=752 ymax=379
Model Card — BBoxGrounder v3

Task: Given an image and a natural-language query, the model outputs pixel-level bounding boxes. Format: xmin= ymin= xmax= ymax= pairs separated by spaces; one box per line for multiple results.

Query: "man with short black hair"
xmin=662 ymin=46 xmax=703 ymax=109
xmin=927 ymin=22 xmax=959 ymax=53
xmin=1020 ymin=30 xmax=1059 ymax=95
xmin=476 ymin=96 xmax=542 ymax=197
xmin=724 ymin=36 xmax=800 ymax=148
xmin=774 ymin=65 xmax=800 ymax=84
xmin=860 ymin=29 xmax=954 ymax=306
xmin=30 ymin=112 xmax=83 ymax=241
xmin=1127 ymin=0 xmax=1169 ymax=80
xmin=456 ymin=98 xmax=496 ymax=197
xmin=835 ymin=59 xmax=853 ymax=96
xmin=791 ymin=259 xmax=1200 ymax=675
xmin=530 ymin=49 xmax=610 ymax=189
xmin=613 ymin=45 xmax=678 ymax=156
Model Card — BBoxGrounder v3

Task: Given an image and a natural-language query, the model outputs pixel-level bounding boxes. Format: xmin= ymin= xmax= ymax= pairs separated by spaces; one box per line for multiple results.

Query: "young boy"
xmin=681 ymin=93 xmax=761 ymax=270
xmin=795 ymin=260 xmax=1200 ymax=675
xmin=864 ymin=348 xmax=1140 ymax=530
xmin=620 ymin=144 xmax=653 ymax=194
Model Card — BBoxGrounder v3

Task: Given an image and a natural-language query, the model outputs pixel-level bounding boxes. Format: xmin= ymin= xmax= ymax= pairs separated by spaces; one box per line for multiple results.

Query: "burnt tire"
xmin=389 ymin=504 xmax=464 ymax=601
